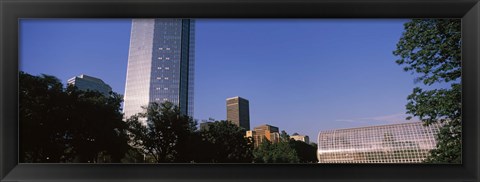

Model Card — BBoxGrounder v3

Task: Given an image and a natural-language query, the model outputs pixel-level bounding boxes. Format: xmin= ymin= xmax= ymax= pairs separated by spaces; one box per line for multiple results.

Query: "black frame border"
xmin=1 ymin=0 xmax=479 ymax=182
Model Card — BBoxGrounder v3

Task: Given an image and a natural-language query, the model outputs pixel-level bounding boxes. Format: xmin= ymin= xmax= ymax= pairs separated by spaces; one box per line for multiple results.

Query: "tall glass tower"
xmin=124 ymin=19 xmax=195 ymax=119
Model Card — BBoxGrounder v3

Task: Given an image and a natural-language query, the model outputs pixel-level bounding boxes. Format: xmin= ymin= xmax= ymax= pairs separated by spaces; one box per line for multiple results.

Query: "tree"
xmin=393 ymin=19 xmax=461 ymax=163
xmin=289 ymin=140 xmax=318 ymax=163
xmin=279 ymin=130 xmax=290 ymax=142
xmin=253 ymin=139 xmax=299 ymax=163
xmin=19 ymin=72 xmax=130 ymax=163
xmin=121 ymin=147 xmax=147 ymax=163
xmin=252 ymin=130 xmax=301 ymax=163
xmin=65 ymin=87 xmax=130 ymax=163
xmin=125 ymin=102 xmax=197 ymax=163
xmin=20 ymin=72 xmax=70 ymax=162
xmin=196 ymin=121 xmax=253 ymax=163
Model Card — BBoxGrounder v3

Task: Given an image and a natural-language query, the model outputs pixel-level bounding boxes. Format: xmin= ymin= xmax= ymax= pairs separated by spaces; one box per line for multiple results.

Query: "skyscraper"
xmin=67 ymin=74 xmax=112 ymax=96
xmin=226 ymin=96 xmax=250 ymax=130
xmin=124 ymin=19 xmax=195 ymax=119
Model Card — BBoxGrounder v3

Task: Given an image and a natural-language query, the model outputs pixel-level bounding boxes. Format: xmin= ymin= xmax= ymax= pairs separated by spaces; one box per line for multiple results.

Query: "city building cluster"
xmin=199 ymin=96 xmax=311 ymax=148
xmin=66 ymin=18 xmax=441 ymax=164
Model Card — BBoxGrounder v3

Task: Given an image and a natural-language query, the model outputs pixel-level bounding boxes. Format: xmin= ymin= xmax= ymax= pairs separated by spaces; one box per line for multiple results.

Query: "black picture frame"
xmin=1 ymin=0 xmax=479 ymax=181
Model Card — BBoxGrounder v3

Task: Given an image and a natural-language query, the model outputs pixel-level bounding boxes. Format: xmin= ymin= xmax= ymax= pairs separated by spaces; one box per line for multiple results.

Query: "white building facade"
xmin=67 ymin=74 xmax=112 ymax=96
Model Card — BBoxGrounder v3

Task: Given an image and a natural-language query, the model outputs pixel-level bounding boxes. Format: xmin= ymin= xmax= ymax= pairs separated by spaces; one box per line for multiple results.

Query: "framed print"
xmin=1 ymin=0 xmax=479 ymax=181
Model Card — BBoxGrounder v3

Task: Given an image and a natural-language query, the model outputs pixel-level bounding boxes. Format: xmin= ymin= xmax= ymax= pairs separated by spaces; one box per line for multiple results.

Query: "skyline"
xmin=19 ymin=19 xmax=451 ymax=140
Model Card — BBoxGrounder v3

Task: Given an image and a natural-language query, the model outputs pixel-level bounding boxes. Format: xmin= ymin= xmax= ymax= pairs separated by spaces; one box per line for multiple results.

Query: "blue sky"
xmin=20 ymin=19 xmax=438 ymax=141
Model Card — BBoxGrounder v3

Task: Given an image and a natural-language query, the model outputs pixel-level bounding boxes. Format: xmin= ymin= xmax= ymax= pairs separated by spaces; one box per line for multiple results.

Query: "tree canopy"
xmin=253 ymin=130 xmax=317 ymax=163
xmin=125 ymin=102 xmax=197 ymax=163
xmin=393 ymin=19 xmax=461 ymax=163
xmin=20 ymin=72 xmax=129 ymax=163
xmin=394 ymin=19 xmax=461 ymax=85
xmin=253 ymin=139 xmax=299 ymax=163
xmin=289 ymin=140 xmax=318 ymax=163
xmin=197 ymin=120 xmax=254 ymax=163
xmin=20 ymin=72 xmax=317 ymax=163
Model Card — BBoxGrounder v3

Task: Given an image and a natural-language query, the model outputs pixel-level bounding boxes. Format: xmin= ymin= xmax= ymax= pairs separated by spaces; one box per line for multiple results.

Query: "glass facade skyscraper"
xmin=124 ymin=19 xmax=195 ymax=119
xmin=317 ymin=121 xmax=442 ymax=163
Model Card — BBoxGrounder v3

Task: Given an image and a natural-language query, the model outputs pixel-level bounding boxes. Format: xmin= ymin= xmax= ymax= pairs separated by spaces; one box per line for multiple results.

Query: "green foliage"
xmin=289 ymin=140 xmax=318 ymax=163
xmin=20 ymin=72 xmax=69 ymax=162
xmin=253 ymin=130 xmax=317 ymax=163
xmin=197 ymin=121 xmax=254 ymax=163
xmin=19 ymin=72 xmax=129 ymax=163
xmin=67 ymin=87 xmax=130 ymax=163
xmin=405 ymin=84 xmax=461 ymax=125
xmin=393 ymin=19 xmax=461 ymax=163
xmin=125 ymin=102 xmax=197 ymax=163
xmin=127 ymin=113 xmax=254 ymax=163
xmin=253 ymin=139 xmax=299 ymax=163
xmin=425 ymin=118 xmax=462 ymax=163
xmin=279 ymin=130 xmax=290 ymax=142
xmin=121 ymin=148 xmax=146 ymax=163
xmin=393 ymin=19 xmax=461 ymax=85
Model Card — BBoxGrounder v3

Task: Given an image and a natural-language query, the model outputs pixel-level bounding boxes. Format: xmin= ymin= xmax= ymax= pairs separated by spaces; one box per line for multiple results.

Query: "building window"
xmin=158 ymin=67 xmax=162 ymax=69
xmin=158 ymin=48 xmax=163 ymax=50
xmin=166 ymin=57 xmax=170 ymax=60
xmin=158 ymin=57 xmax=162 ymax=60
xmin=156 ymin=77 xmax=161 ymax=80
xmin=165 ymin=67 xmax=169 ymax=70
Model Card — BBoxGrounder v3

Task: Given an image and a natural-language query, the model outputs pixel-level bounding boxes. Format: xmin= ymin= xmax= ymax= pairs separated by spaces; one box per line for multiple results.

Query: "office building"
xmin=290 ymin=133 xmax=310 ymax=144
xmin=226 ymin=96 xmax=250 ymax=130
xmin=246 ymin=124 xmax=280 ymax=147
xmin=123 ymin=19 xmax=195 ymax=120
xmin=200 ymin=121 xmax=214 ymax=131
xmin=317 ymin=121 xmax=442 ymax=163
xmin=67 ymin=74 xmax=112 ymax=96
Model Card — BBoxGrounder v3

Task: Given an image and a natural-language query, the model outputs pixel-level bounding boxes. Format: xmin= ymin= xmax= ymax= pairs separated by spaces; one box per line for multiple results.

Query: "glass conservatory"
xmin=317 ymin=121 xmax=442 ymax=163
